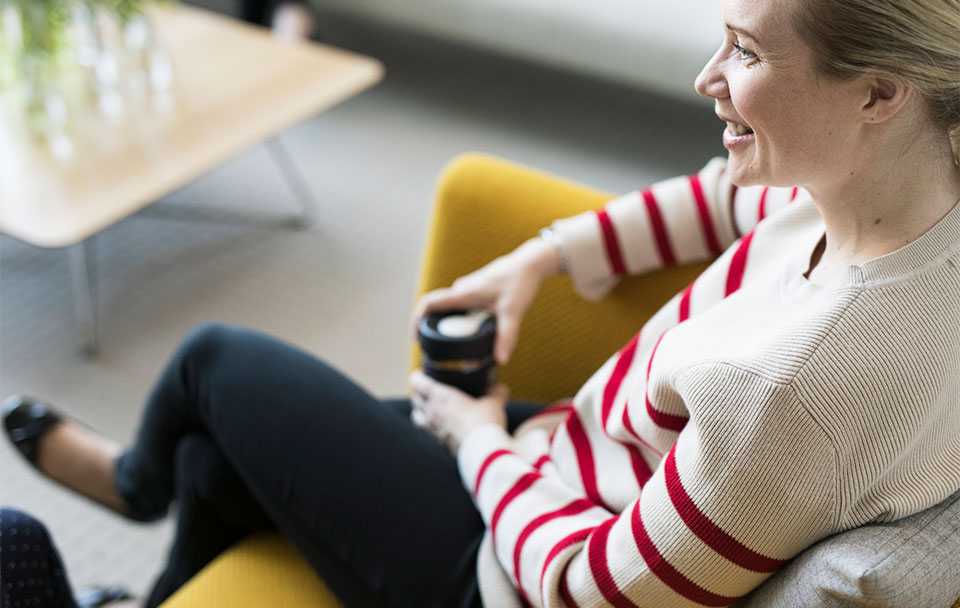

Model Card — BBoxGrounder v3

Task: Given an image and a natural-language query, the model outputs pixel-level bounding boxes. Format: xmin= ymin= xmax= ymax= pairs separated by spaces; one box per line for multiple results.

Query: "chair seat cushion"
xmin=160 ymin=533 xmax=341 ymax=607
xmin=738 ymin=488 xmax=960 ymax=607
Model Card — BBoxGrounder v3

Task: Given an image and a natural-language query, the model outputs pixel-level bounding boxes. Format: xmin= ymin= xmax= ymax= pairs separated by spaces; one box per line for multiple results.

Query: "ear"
xmin=860 ymin=75 xmax=912 ymax=125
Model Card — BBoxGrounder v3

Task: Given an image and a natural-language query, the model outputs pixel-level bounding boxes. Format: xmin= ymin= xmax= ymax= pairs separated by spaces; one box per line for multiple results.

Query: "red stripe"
xmin=491 ymin=472 xmax=542 ymax=543
xmin=602 ymin=333 xmax=640 ymax=430
xmin=540 ymin=527 xmax=595 ymax=596
xmin=725 ymin=229 xmax=756 ymax=296
xmin=559 ymin=569 xmax=579 ymax=608
xmin=596 ymin=209 xmax=627 ymax=275
xmin=630 ymin=502 xmax=739 ymax=607
xmin=664 ymin=446 xmax=787 ymax=572
xmin=624 ymin=442 xmax=654 ymax=489
xmin=533 ymin=454 xmax=551 ymax=471
xmin=565 ymin=411 xmax=606 ymax=508
xmin=678 ymin=281 xmax=695 ymax=323
xmin=689 ymin=175 xmax=723 ymax=257
xmin=789 ymin=186 xmax=799 ymax=202
xmin=474 ymin=449 xmax=511 ymax=495
xmin=588 ymin=517 xmax=639 ymax=607
xmin=513 ymin=498 xmax=596 ymax=602
xmin=642 ymin=190 xmax=677 ymax=267
xmin=757 ymin=187 xmax=769 ymax=222
xmin=644 ymin=334 xmax=688 ymax=432
xmin=621 ymin=401 xmax=663 ymax=457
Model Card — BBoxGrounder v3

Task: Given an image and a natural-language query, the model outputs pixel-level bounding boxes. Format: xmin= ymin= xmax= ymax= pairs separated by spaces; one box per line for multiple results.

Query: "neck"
xmin=804 ymin=131 xmax=960 ymax=274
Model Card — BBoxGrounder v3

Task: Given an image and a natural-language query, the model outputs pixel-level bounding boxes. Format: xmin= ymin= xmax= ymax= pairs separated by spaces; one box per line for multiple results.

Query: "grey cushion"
xmin=737 ymin=488 xmax=960 ymax=608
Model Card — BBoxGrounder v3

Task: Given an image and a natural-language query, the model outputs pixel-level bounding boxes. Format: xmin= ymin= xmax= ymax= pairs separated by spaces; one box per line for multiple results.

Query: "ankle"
xmin=36 ymin=422 xmax=130 ymax=518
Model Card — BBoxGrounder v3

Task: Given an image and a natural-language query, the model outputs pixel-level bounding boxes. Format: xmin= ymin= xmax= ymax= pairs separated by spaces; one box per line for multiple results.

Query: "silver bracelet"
xmin=538 ymin=227 xmax=569 ymax=274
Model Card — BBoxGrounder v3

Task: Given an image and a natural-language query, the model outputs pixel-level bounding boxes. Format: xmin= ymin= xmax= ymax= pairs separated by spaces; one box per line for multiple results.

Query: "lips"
xmin=717 ymin=113 xmax=753 ymax=135
xmin=717 ymin=111 xmax=755 ymax=150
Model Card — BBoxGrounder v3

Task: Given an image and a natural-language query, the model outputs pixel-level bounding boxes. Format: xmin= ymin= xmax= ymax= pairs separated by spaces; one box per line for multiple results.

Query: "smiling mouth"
xmin=726 ymin=121 xmax=754 ymax=136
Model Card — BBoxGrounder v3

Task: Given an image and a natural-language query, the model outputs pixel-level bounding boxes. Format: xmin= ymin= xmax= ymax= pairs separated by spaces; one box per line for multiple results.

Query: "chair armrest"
xmin=412 ymin=153 xmax=710 ymax=403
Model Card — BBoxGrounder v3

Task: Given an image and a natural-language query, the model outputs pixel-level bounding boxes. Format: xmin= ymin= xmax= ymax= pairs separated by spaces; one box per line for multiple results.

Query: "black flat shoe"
xmin=2 ymin=394 xmax=166 ymax=524
xmin=2 ymin=395 xmax=63 ymax=467
xmin=75 ymin=585 xmax=135 ymax=608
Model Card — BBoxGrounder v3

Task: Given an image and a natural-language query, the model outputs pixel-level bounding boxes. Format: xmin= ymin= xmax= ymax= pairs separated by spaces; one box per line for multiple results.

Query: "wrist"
xmin=517 ymin=232 xmax=565 ymax=278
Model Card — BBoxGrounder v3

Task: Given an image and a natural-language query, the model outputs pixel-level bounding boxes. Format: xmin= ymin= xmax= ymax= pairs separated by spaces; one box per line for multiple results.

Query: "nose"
xmin=694 ymin=48 xmax=729 ymax=100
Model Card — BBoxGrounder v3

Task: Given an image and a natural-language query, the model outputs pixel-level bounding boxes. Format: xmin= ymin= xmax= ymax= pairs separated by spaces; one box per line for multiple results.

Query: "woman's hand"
xmin=409 ymin=370 xmax=509 ymax=454
xmin=409 ymin=237 xmax=562 ymax=365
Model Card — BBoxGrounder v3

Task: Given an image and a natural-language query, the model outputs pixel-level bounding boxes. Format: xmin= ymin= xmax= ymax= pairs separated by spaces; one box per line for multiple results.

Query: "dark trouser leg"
xmin=143 ymin=435 xmax=274 ymax=608
xmin=116 ymin=323 xmax=545 ymax=608
xmin=0 ymin=508 xmax=78 ymax=608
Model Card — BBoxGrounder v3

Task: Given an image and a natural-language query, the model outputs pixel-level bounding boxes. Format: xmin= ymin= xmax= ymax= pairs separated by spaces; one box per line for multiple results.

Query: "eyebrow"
xmin=725 ymin=23 xmax=763 ymax=45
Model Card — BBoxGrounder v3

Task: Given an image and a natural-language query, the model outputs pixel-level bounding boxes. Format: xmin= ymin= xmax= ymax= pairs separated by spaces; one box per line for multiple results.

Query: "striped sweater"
xmin=457 ymin=156 xmax=960 ymax=607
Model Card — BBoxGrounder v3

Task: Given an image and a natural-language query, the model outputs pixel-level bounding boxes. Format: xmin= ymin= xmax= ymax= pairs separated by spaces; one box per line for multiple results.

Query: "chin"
xmin=727 ymin=158 xmax=765 ymax=188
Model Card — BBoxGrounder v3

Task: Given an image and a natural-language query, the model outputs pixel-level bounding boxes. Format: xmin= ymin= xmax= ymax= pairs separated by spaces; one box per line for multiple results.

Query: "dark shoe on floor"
xmin=2 ymin=394 xmax=62 ymax=467
xmin=2 ymin=394 xmax=164 ymax=524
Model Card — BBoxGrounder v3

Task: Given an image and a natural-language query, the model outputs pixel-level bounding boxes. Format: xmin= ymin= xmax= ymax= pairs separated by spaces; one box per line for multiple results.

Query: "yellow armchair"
xmin=162 ymin=153 xmax=708 ymax=607
xmin=169 ymin=154 xmax=960 ymax=608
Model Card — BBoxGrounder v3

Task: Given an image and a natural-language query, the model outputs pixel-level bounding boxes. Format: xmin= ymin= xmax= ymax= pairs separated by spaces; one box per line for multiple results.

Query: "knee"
xmin=0 ymin=507 xmax=54 ymax=550
xmin=175 ymin=435 xmax=238 ymax=503
xmin=179 ymin=322 xmax=234 ymax=359
xmin=175 ymin=322 xmax=256 ymax=375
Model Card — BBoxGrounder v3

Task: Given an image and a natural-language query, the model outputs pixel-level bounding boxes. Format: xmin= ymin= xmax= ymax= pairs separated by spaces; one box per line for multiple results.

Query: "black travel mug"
xmin=417 ymin=309 xmax=497 ymax=398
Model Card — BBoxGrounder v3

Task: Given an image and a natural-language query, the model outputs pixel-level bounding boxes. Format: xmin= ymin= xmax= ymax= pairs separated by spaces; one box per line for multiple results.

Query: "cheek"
xmin=730 ymin=71 xmax=805 ymax=136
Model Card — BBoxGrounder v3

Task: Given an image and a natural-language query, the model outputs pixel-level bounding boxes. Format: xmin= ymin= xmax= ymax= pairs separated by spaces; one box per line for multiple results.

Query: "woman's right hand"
xmin=409 ymin=236 xmax=563 ymax=365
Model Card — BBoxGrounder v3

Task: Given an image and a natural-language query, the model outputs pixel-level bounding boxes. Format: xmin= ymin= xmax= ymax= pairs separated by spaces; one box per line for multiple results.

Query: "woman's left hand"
xmin=409 ymin=370 xmax=509 ymax=453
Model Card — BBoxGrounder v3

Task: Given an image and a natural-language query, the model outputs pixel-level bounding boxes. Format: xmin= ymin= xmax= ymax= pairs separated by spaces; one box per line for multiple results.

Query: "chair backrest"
xmin=410 ymin=153 xmax=712 ymax=402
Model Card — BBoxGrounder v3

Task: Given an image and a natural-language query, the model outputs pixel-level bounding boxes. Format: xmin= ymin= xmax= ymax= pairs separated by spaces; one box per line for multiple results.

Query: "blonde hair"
xmin=792 ymin=0 xmax=960 ymax=166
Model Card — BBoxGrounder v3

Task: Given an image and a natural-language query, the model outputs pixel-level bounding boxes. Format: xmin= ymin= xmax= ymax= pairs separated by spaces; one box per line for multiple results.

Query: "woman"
xmin=5 ymin=0 xmax=960 ymax=605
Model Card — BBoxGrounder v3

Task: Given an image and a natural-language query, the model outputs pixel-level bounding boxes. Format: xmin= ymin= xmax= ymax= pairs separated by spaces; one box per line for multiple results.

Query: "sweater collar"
xmin=853 ymin=196 xmax=960 ymax=285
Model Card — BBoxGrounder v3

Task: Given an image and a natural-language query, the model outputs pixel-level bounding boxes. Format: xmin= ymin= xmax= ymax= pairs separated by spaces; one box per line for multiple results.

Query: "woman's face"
xmin=695 ymin=0 xmax=866 ymax=189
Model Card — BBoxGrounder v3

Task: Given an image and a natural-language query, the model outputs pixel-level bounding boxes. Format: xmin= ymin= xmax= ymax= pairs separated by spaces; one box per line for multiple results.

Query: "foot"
xmin=35 ymin=419 xmax=132 ymax=517
xmin=271 ymin=3 xmax=315 ymax=41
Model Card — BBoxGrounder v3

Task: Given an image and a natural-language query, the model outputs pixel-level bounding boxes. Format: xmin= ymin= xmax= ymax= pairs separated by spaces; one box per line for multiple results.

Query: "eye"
xmin=732 ymin=41 xmax=758 ymax=62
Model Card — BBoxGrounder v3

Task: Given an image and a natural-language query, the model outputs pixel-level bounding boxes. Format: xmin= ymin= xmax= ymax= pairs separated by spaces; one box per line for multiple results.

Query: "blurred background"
xmin=0 ymin=0 xmax=725 ymax=597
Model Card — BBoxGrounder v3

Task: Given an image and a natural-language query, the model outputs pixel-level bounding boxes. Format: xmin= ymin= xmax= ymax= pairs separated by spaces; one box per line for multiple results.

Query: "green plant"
xmin=103 ymin=0 xmax=149 ymax=25
xmin=13 ymin=0 xmax=71 ymax=60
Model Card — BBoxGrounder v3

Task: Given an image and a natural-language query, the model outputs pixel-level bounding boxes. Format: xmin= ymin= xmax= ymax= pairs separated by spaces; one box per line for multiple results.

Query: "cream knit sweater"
xmin=457 ymin=156 xmax=960 ymax=607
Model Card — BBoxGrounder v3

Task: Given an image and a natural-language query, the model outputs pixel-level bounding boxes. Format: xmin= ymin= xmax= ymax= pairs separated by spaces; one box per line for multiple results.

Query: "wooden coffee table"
xmin=0 ymin=4 xmax=383 ymax=354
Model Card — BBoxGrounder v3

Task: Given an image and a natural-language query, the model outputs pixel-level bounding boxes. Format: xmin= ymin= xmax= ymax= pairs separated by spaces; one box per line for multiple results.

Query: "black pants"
xmin=114 ymin=323 xmax=545 ymax=608
xmin=0 ymin=508 xmax=77 ymax=608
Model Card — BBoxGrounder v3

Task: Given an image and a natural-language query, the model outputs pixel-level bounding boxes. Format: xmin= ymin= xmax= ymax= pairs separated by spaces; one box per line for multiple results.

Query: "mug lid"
xmin=418 ymin=310 xmax=496 ymax=360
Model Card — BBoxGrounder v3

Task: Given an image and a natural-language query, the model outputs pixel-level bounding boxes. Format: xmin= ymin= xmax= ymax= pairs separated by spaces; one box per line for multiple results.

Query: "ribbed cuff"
xmin=457 ymin=423 xmax=514 ymax=493
xmin=551 ymin=211 xmax=620 ymax=301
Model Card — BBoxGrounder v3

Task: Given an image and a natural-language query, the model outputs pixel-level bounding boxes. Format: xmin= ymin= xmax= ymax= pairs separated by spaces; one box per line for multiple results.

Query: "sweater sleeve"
xmin=458 ymin=366 xmax=838 ymax=607
xmin=551 ymin=156 xmax=805 ymax=301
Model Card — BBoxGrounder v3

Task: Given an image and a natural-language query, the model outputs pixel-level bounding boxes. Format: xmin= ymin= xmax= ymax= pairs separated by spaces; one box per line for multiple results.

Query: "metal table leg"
xmin=58 ymin=138 xmax=311 ymax=357
xmin=67 ymin=238 xmax=98 ymax=356
xmin=266 ymin=136 xmax=319 ymax=228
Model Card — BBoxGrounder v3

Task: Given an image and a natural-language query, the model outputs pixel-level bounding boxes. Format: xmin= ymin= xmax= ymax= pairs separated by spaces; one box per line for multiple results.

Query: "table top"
xmin=0 ymin=5 xmax=384 ymax=248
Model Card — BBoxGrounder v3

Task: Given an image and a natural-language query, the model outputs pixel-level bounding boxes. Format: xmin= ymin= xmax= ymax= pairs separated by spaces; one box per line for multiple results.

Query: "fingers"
xmin=410 ymin=287 xmax=483 ymax=339
xmin=494 ymin=315 xmax=517 ymax=365
xmin=410 ymin=396 xmax=431 ymax=430
xmin=487 ymin=383 xmax=510 ymax=403
xmin=409 ymin=369 xmax=435 ymax=397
